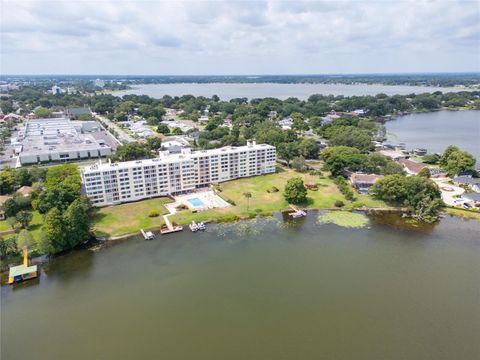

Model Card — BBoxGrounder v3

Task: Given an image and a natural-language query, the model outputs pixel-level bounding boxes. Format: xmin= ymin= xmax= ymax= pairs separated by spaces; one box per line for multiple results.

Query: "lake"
xmin=113 ymin=83 xmax=471 ymax=100
xmin=386 ymin=110 xmax=480 ymax=159
xmin=2 ymin=213 xmax=480 ymax=360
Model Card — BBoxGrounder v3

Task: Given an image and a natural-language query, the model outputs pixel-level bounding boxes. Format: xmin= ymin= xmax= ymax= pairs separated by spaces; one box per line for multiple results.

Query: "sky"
xmin=1 ymin=0 xmax=479 ymax=75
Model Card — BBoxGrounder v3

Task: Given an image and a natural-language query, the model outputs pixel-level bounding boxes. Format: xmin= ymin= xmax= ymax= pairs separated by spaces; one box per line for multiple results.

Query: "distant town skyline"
xmin=1 ymin=0 xmax=479 ymax=75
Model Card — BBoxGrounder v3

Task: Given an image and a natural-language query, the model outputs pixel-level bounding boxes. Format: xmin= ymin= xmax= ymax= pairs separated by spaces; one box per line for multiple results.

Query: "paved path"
xmin=432 ymin=177 xmax=465 ymax=206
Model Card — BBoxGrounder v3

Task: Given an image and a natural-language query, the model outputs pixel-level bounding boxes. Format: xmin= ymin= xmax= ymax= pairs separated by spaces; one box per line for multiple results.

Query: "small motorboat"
xmin=189 ymin=221 xmax=199 ymax=232
xmin=291 ymin=210 xmax=307 ymax=218
xmin=198 ymin=222 xmax=206 ymax=231
xmin=141 ymin=229 xmax=155 ymax=240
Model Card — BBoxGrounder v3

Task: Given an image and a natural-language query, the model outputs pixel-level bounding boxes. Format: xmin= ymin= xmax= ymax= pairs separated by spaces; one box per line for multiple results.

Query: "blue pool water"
xmin=188 ymin=198 xmax=204 ymax=207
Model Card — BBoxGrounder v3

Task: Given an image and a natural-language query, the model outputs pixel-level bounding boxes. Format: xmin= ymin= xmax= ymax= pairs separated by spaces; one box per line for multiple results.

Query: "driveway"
xmin=94 ymin=114 xmax=135 ymax=143
xmin=432 ymin=177 xmax=465 ymax=206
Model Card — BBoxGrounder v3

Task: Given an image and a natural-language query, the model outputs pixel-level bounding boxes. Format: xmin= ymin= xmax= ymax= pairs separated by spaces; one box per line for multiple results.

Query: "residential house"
xmin=399 ymin=159 xmax=426 ymax=175
xmin=16 ymin=186 xmax=33 ymax=197
xmin=350 ymin=173 xmax=383 ymax=194
xmin=463 ymin=192 xmax=480 ymax=208
xmin=453 ymin=176 xmax=480 ymax=192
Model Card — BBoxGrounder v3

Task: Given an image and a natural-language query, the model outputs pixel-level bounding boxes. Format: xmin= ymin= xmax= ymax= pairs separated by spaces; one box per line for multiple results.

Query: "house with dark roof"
xmin=463 ymin=193 xmax=480 ymax=207
xmin=453 ymin=176 xmax=480 ymax=193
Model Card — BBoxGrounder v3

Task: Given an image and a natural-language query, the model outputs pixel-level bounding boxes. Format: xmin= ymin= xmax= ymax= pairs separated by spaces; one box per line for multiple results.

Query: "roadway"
xmin=93 ymin=113 xmax=135 ymax=144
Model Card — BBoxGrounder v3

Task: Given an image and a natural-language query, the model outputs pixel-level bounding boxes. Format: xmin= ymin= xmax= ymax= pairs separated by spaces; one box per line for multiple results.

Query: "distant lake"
xmin=114 ymin=83 xmax=471 ymax=100
xmin=386 ymin=110 xmax=480 ymax=159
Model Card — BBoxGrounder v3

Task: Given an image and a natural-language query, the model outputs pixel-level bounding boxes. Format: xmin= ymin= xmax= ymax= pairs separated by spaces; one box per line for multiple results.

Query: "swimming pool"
xmin=187 ymin=198 xmax=205 ymax=207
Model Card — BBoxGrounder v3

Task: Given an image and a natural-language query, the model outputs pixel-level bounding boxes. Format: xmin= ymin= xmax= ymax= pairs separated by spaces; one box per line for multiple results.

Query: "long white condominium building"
xmin=81 ymin=141 xmax=276 ymax=206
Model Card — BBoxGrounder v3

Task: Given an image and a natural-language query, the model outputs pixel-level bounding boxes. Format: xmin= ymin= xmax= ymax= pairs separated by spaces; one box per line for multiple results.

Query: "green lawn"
xmin=171 ymin=169 xmax=387 ymax=226
xmin=443 ymin=207 xmax=480 ymax=221
xmin=0 ymin=219 xmax=11 ymax=232
xmin=91 ymin=169 xmax=388 ymax=237
xmin=92 ymin=197 xmax=173 ymax=237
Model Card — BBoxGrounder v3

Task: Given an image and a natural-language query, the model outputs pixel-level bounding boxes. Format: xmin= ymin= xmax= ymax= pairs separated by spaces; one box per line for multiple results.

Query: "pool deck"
xmin=165 ymin=190 xmax=231 ymax=214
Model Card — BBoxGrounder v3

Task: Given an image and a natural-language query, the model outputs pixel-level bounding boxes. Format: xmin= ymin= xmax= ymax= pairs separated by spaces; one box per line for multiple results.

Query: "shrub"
xmin=226 ymin=198 xmax=236 ymax=206
xmin=334 ymin=200 xmax=345 ymax=208
xmin=148 ymin=211 xmax=159 ymax=217
xmin=334 ymin=176 xmax=356 ymax=201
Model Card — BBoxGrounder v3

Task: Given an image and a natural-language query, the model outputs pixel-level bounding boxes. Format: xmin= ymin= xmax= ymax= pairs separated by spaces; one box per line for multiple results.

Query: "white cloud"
xmin=1 ymin=0 xmax=479 ymax=74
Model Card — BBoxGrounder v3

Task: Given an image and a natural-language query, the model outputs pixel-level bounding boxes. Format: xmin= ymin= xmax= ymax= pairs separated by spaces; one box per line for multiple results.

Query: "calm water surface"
xmin=114 ymin=83 xmax=470 ymax=100
xmin=386 ymin=110 xmax=480 ymax=158
xmin=2 ymin=213 xmax=480 ymax=360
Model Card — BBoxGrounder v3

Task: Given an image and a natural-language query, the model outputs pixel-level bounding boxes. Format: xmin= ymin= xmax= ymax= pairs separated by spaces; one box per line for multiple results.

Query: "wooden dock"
xmin=160 ymin=215 xmax=183 ymax=235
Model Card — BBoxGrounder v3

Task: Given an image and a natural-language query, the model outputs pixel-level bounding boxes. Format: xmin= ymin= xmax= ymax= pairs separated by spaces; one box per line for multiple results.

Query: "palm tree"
xmin=243 ymin=192 xmax=252 ymax=210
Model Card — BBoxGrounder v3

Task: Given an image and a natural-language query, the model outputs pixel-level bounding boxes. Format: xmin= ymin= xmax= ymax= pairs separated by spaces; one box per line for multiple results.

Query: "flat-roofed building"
xmin=81 ymin=141 xmax=276 ymax=206
xmin=18 ymin=118 xmax=111 ymax=165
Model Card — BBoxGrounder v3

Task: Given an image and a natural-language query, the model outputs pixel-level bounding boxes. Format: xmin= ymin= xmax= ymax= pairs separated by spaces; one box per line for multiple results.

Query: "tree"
xmin=418 ymin=167 xmax=431 ymax=178
xmin=284 ymin=177 xmax=307 ymax=204
xmin=113 ymin=142 xmax=151 ymax=161
xmin=439 ymin=146 xmax=476 ymax=176
xmin=243 ymin=192 xmax=252 ymax=210
xmin=2 ymin=198 xmax=19 ymax=217
xmin=298 ymin=138 xmax=320 ymax=159
xmin=14 ymin=168 xmax=33 ymax=186
xmin=291 ymin=156 xmax=308 ymax=172
xmin=0 ymin=236 xmax=17 ymax=259
xmin=156 ymin=124 xmax=170 ymax=134
xmin=16 ymin=210 xmax=33 ymax=229
xmin=370 ymin=175 xmax=443 ymax=223
xmin=0 ymin=168 xmax=16 ymax=194
xmin=328 ymin=126 xmax=374 ymax=152
xmin=321 ymin=146 xmax=364 ymax=176
xmin=277 ymin=142 xmax=299 ymax=167
xmin=42 ymin=208 xmax=66 ymax=254
xmin=6 ymin=216 xmax=17 ymax=230
xmin=16 ymin=229 xmax=35 ymax=249
xmin=63 ymin=198 xmax=91 ymax=249
xmin=37 ymin=184 xmax=80 ymax=213
xmin=422 ymin=153 xmax=441 ymax=164
xmin=146 ymin=116 xmax=160 ymax=126
xmin=34 ymin=106 xmax=52 ymax=118
xmin=146 ymin=137 xmax=162 ymax=151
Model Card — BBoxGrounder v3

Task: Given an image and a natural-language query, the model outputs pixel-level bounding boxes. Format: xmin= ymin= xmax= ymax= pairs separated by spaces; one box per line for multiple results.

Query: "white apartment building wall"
xmin=81 ymin=142 xmax=276 ymax=206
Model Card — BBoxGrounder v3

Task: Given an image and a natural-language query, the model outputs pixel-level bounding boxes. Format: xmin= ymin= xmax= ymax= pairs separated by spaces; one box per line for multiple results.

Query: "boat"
xmin=198 ymin=222 xmax=206 ymax=231
xmin=291 ymin=210 xmax=307 ymax=218
xmin=8 ymin=247 xmax=38 ymax=284
xmin=288 ymin=204 xmax=307 ymax=218
xmin=189 ymin=221 xmax=199 ymax=232
xmin=141 ymin=229 xmax=155 ymax=240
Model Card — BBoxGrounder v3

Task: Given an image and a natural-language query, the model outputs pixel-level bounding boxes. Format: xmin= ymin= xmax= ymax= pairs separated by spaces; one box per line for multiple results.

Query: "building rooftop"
xmin=82 ymin=142 xmax=275 ymax=173
xmin=454 ymin=176 xmax=480 ymax=185
xmin=350 ymin=173 xmax=383 ymax=184
xmin=18 ymin=118 xmax=110 ymax=157
xmin=399 ymin=159 xmax=426 ymax=174
xmin=464 ymin=192 xmax=480 ymax=202
xmin=9 ymin=264 xmax=38 ymax=278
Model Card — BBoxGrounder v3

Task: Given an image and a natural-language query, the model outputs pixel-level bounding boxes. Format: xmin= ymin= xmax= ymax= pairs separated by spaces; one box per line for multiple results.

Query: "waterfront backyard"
xmin=91 ymin=168 xmax=387 ymax=238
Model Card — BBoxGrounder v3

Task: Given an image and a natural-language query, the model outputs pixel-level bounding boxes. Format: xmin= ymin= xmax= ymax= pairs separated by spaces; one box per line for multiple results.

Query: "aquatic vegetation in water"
xmin=215 ymin=217 xmax=281 ymax=241
xmin=317 ymin=211 xmax=369 ymax=228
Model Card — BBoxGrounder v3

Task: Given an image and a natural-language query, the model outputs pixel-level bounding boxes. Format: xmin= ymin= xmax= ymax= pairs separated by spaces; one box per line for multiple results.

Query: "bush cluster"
xmin=334 ymin=176 xmax=356 ymax=201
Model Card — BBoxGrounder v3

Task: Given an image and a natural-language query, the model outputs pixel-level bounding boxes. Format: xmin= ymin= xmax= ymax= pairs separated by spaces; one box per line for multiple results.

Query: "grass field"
xmin=171 ymin=168 xmax=387 ymax=226
xmin=443 ymin=207 xmax=480 ymax=221
xmin=90 ymin=168 xmax=388 ymax=237
xmin=92 ymin=197 xmax=173 ymax=237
